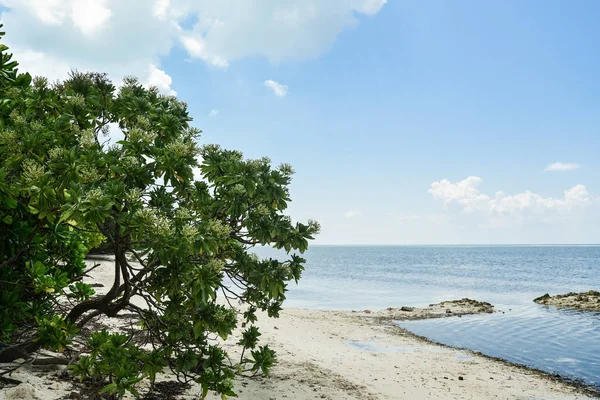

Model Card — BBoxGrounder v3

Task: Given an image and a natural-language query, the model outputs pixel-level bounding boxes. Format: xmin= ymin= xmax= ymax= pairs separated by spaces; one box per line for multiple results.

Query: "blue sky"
xmin=2 ymin=0 xmax=599 ymax=244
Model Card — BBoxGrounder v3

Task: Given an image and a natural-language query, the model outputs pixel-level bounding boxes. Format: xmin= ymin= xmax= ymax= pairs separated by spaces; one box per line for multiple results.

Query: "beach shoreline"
xmin=212 ymin=307 xmax=598 ymax=400
xmin=3 ymin=307 xmax=598 ymax=399
xmin=379 ymin=316 xmax=600 ymax=398
xmin=1 ymin=257 xmax=598 ymax=399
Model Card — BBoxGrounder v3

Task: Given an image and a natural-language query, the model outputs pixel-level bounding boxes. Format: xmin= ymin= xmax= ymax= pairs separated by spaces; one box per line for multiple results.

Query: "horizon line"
xmin=307 ymin=243 xmax=600 ymax=247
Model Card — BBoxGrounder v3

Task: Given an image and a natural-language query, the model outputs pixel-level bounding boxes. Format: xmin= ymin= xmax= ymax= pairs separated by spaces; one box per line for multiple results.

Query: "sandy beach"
xmin=201 ymin=308 xmax=595 ymax=400
xmin=1 ymin=257 xmax=597 ymax=400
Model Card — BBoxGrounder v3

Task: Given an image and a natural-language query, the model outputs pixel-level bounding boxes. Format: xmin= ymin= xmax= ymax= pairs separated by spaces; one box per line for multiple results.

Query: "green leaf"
xmin=4 ymin=196 xmax=17 ymax=209
xmin=100 ymin=383 xmax=118 ymax=395
xmin=193 ymin=320 xmax=205 ymax=339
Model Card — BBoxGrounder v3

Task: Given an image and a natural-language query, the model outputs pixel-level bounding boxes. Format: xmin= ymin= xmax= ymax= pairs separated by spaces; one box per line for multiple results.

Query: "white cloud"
xmin=174 ymin=1 xmax=387 ymax=65
xmin=429 ymin=176 xmax=489 ymax=212
xmin=488 ymin=185 xmax=592 ymax=216
xmin=71 ymin=0 xmax=112 ymax=36
xmin=11 ymin=46 xmax=72 ymax=82
xmin=180 ymin=36 xmax=205 ymax=57
xmin=209 ymin=109 xmax=219 ymax=117
xmin=345 ymin=210 xmax=363 ymax=218
xmin=24 ymin=0 xmax=66 ymax=25
xmin=153 ymin=0 xmax=170 ymax=19
xmin=180 ymin=36 xmax=229 ymax=67
xmin=264 ymin=79 xmax=288 ymax=97
xmin=429 ymin=177 xmax=594 ymax=222
xmin=545 ymin=162 xmax=580 ymax=172
xmin=146 ymin=64 xmax=176 ymax=95
xmin=0 ymin=1 xmax=385 ymax=85
xmin=358 ymin=0 xmax=388 ymax=14
xmin=1 ymin=1 xmax=177 ymax=83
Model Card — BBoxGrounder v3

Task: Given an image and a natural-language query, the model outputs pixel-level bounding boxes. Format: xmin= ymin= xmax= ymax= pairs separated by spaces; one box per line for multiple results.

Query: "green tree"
xmin=0 ymin=26 xmax=319 ymax=398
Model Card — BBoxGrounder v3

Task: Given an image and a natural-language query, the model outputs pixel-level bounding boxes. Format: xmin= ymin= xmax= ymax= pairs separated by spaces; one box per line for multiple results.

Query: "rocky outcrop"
xmin=534 ymin=290 xmax=600 ymax=312
xmin=373 ymin=298 xmax=494 ymax=321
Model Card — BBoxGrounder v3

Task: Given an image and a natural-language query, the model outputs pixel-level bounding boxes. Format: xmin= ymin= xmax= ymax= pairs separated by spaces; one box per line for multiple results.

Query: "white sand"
xmin=0 ymin=257 xmax=595 ymax=399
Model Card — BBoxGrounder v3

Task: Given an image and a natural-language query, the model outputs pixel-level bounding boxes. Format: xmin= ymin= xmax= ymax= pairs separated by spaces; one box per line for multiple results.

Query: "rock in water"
xmin=533 ymin=290 xmax=600 ymax=311
xmin=533 ymin=293 xmax=551 ymax=303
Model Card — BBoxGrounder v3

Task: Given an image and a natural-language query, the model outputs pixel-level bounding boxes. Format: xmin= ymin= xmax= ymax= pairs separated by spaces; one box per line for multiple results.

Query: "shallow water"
xmin=399 ymin=305 xmax=600 ymax=388
xmin=253 ymin=245 xmax=600 ymax=388
xmin=345 ymin=339 xmax=449 ymax=354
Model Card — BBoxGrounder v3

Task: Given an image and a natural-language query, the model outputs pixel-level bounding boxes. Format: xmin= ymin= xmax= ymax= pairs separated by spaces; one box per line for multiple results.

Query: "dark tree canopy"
xmin=0 ymin=26 xmax=319 ymax=398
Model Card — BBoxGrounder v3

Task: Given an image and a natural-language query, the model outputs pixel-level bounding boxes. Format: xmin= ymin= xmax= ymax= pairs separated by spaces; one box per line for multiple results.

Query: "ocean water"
xmin=253 ymin=245 xmax=600 ymax=389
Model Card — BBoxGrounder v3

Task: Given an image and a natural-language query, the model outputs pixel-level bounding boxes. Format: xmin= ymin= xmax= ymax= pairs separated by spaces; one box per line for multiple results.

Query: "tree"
xmin=0 ymin=26 xmax=319 ymax=398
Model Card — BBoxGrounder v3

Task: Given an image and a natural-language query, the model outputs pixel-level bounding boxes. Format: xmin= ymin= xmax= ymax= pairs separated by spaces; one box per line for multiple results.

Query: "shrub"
xmin=0 ymin=26 xmax=319 ymax=399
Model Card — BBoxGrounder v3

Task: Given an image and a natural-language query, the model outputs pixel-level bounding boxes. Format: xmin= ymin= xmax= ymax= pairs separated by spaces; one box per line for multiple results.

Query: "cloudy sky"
xmin=2 ymin=0 xmax=599 ymax=244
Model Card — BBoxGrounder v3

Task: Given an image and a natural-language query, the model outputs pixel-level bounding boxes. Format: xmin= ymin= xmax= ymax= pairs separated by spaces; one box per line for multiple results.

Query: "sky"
xmin=1 ymin=0 xmax=599 ymax=245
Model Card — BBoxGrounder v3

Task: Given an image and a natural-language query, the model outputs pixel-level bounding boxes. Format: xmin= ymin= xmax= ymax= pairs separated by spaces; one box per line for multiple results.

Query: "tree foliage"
xmin=0 ymin=26 xmax=319 ymax=398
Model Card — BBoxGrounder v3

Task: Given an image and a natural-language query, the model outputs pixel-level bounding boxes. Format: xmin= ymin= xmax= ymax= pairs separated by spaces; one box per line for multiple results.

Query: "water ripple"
xmin=399 ymin=305 xmax=600 ymax=388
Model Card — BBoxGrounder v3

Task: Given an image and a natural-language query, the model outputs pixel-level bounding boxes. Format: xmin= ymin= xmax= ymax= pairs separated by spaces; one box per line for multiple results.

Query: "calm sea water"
xmin=253 ymin=245 xmax=600 ymax=389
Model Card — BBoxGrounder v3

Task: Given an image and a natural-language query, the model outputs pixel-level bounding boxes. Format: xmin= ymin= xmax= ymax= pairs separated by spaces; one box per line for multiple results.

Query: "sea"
xmin=253 ymin=245 xmax=600 ymax=389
